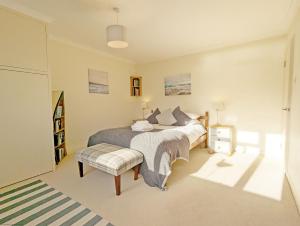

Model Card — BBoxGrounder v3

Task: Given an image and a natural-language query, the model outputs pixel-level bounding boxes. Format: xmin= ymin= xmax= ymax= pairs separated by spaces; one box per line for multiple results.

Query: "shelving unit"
xmin=130 ymin=76 xmax=142 ymax=96
xmin=52 ymin=91 xmax=66 ymax=165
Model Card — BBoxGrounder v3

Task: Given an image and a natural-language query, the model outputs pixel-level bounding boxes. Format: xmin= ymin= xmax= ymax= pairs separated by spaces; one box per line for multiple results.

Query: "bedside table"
xmin=209 ymin=125 xmax=233 ymax=155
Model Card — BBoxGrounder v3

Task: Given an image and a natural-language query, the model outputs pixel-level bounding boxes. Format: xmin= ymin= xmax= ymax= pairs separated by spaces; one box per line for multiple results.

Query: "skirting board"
xmin=286 ymin=172 xmax=300 ymax=215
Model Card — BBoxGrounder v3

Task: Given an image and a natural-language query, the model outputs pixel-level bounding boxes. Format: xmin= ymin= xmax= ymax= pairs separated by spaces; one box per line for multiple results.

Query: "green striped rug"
xmin=0 ymin=180 xmax=113 ymax=226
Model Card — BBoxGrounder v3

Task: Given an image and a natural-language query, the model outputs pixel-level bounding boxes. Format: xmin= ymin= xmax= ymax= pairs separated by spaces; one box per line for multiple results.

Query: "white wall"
xmin=136 ymin=37 xmax=286 ymax=154
xmin=48 ymin=39 xmax=139 ymax=153
xmin=286 ymin=10 xmax=300 ymax=212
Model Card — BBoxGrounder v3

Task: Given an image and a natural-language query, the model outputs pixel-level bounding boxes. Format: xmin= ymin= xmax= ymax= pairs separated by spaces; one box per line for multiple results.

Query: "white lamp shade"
xmin=141 ymin=101 xmax=149 ymax=109
xmin=106 ymin=25 xmax=128 ymax=48
xmin=213 ymin=102 xmax=225 ymax=111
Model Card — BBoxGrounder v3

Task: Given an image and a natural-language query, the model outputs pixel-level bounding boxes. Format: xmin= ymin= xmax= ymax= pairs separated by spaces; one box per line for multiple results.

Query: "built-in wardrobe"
xmin=0 ymin=6 xmax=54 ymax=187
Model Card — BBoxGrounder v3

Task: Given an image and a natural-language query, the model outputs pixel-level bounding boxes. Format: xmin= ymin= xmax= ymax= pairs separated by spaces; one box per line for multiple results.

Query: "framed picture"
xmin=164 ymin=73 xmax=191 ymax=96
xmin=88 ymin=69 xmax=109 ymax=94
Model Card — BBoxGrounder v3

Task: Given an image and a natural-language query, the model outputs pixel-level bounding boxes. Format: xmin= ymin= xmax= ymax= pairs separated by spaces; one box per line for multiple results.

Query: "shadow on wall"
xmin=191 ymin=130 xmax=285 ymax=201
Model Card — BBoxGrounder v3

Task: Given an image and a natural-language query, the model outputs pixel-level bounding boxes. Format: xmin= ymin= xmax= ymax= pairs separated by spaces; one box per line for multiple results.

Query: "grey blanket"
xmin=88 ymin=127 xmax=159 ymax=148
xmin=88 ymin=127 xmax=190 ymax=189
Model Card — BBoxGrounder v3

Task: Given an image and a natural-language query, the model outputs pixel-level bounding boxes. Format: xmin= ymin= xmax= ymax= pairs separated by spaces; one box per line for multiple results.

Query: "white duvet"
xmin=152 ymin=121 xmax=206 ymax=148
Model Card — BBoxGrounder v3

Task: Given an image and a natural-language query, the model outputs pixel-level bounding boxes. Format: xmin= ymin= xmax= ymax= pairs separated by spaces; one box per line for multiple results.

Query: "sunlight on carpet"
xmin=191 ymin=131 xmax=285 ymax=201
xmin=190 ymin=150 xmax=259 ymax=187
xmin=243 ymin=133 xmax=285 ymax=201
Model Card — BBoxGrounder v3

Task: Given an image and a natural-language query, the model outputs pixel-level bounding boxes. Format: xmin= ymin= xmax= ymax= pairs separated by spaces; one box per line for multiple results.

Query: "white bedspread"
xmin=152 ymin=121 xmax=206 ymax=148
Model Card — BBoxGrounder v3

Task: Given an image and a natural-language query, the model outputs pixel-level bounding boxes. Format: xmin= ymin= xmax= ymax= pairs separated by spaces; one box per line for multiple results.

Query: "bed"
xmin=88 ymin=111 xmax=209 ymax=190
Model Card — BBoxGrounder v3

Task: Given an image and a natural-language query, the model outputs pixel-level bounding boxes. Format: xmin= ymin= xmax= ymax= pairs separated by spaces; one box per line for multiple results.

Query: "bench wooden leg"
xmin=133 ymin=164 xmax=141 ymax=180
xmin=114 ymin=175 xmax=121 ymax=196
xmin=78 ymin=162 xmax=83 ymax=177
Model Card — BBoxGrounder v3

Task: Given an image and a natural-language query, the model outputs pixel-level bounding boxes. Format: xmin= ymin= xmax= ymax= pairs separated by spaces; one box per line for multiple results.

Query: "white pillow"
xmin=185 ymin=112 xmax=200 ymax=120
xmin=156 ymin=109 xmax=177 ymax=125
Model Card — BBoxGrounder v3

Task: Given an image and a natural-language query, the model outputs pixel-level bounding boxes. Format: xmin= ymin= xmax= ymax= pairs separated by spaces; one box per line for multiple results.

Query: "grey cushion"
xmin=172 ymin=106 xmax=192 ymax=126
xmin=146 ymin=108 xmax=160 ymax=124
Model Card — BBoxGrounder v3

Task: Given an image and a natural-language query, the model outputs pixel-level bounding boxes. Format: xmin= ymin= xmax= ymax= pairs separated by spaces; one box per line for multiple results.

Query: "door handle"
xmin=282 ymin=108 xmax=291 ymax=111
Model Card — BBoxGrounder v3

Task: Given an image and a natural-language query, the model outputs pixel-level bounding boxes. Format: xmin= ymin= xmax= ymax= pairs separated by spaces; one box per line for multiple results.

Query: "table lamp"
xmin=213 ymin=101 xmax=225 ymax=125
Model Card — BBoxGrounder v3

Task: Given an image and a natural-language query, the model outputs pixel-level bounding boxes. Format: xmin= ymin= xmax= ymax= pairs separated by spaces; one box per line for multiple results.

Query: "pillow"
xmin=144 ymin=112 xmax=152 ymax=119
xmin=172 ymin=106 xmax=192 ymax=126
xmin=156 ymin=108 xmax=177 ymax=125
xmin=185 ymin=112 xmax=200 ymax=120
xmin=146 ymin=108 xmax=161 ymax=124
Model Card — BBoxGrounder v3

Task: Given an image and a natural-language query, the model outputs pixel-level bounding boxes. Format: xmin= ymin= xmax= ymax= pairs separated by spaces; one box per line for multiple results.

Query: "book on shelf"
xmin=54 ymin=134 xmax=58 ymax=146
xmin=58 ymin=148 xmax=63 ymax=161
xmin=55 ymin=106 xmax=63 ymax=118
xmin=58 ymin=132 xmax=64 ymax=145
xmin=54 ymin=131 xmax=65 ymax=147
xmin=55 ymin=149 xmax=59 ymax=163
xmin=133 ymin=87 xmax=140 ymax=96
xmin=55 ymin=147 xmax=65 ymax=164
xmin=55 ymin=120 xmax=61 ymax=132
xmin=133 ymin=78 xmax=139 ymax=87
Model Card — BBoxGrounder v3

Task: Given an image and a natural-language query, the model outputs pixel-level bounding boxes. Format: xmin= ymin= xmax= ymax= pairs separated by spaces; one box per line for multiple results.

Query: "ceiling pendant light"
xmin=106 ymin=7 xmax=128 ymax=48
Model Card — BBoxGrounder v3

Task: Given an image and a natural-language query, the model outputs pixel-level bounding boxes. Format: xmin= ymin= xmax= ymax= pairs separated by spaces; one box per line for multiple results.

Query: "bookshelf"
xmin=130 ymin=76 xmax=142 ymax=96
xmin=52 ymin=91 xmax=66 ymax=165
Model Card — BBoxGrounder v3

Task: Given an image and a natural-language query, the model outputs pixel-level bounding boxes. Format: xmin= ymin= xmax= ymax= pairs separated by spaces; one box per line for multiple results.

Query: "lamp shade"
xmin=141 ymin=101 xmax=149 ymax=109
xmin=106 ymin=25 xmax=128 ymax=48
xmin=213 ymin=101 xmax=225 ymax=111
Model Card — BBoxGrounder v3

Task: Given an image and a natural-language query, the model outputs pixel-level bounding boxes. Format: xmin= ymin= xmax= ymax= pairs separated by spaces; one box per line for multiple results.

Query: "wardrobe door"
xmin=0 ymin=69 xmax=53 ymax=187
xmin=0 ymin=7 xmax=47 ymax=72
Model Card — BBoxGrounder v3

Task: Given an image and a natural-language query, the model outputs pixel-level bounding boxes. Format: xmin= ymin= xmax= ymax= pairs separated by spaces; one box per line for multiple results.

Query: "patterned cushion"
xmin=76 ymin=143 xmax=144 ymax=176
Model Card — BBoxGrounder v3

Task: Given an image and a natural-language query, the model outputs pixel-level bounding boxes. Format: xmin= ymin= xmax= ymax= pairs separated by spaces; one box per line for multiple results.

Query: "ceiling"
xmin=1 ymin=0 xmax=300 ymax=63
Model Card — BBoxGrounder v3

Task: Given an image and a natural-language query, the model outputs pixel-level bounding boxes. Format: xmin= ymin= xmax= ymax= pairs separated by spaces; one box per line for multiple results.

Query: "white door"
xmin=0 ymin=69 xmax=54 ymax=187
xmin=282 ymin=37 xmax=295 ymax=169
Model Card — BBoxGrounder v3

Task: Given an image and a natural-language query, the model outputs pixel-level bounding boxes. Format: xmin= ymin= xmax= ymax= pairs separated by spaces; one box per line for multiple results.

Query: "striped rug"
xmin=0 ymin=180 xmax=113 ymax=226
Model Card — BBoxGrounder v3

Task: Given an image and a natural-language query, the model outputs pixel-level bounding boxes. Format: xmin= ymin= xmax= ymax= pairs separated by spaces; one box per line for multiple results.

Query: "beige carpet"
xmin=7 ymin=147 xmax=300 ymax=226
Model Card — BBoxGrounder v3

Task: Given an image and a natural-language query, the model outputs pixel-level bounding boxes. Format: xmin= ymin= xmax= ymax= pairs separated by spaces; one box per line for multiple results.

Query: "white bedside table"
xmin=209 ymin=124 xmax=234 ymax=155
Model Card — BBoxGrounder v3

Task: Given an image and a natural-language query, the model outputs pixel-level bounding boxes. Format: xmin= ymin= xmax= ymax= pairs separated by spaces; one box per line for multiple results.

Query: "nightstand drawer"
xmin=209 ymin=125 xmax=234 ymax=155
xmin=210 ymin=135 xmax=231 ymax=142
xmin=212 ymin=140 xmax=232 ymax=154
xmin=210 ymin=127 xmax=232 ymax=139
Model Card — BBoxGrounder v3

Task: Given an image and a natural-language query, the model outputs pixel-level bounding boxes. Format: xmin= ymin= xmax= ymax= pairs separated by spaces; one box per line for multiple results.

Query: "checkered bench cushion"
xmin=76 ymin=143 xmax=144 ymax=176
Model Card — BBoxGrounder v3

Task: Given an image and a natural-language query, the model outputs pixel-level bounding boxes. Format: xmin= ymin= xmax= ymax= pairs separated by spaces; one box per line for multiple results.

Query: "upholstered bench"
xmin=76 ymin=143 xmax=144 ymax=196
